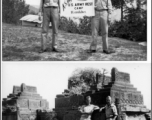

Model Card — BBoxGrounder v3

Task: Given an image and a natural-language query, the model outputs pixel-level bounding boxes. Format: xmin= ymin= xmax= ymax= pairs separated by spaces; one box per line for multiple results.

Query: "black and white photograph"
xmin=2 ymin=63 xmax=151 ymax=120
xmin=1 ymin=0 xmax=151 ymax=120
xmin=2 ymin=0 xmax=149 ymax=61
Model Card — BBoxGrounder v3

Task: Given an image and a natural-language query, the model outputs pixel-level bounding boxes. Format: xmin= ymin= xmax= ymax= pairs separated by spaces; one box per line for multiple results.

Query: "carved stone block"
xmin=111 ymin=68 xmax=130 ymax=83
xmin=26 ymin=86 xmax=37 ymax=93
xmin=29 ymin=100 xmax=40 ymax=109
xmin=17 ymin=99 xmax=28 ymax=108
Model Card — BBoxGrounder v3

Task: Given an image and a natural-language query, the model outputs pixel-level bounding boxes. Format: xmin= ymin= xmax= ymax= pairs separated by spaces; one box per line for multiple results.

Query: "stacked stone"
xmin=2 ymin=83 xmax=49 ymax=120
xmin=55 ymin=68 xmax=150 ymax=120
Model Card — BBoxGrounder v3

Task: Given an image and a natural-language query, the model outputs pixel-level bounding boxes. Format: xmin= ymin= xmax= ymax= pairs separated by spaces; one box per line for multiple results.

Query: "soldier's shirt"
xmin=95 ymin=0 xmax=104 ymax=10
xmin=80 ymin=104 xmax=99 ymax=120
xmin=105 ymin=104 xmax=118 ymax=120
xmin=44 ymin=0 xmax=59 ymax=7
xmin=95 ymin=0 xmax=112 ymax=13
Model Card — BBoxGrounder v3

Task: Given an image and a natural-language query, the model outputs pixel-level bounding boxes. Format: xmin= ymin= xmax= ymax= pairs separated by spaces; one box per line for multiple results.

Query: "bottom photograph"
xmin=2 ymin=63 xmax=151 ymax=120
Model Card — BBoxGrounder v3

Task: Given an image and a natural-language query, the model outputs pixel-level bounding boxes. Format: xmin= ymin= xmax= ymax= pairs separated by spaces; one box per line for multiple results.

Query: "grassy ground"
xmin=2 ymin=23 xmax=147 ymax=61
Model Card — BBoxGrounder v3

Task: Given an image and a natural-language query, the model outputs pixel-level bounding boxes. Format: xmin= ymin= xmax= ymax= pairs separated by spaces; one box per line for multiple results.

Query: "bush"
xmin=59 ymin=16 xmax=92 ymax=35
xmin=59 ymin=17 xmax=79 ymax=33
xmin=78 ymin=16 xmax=92 ymax=35
xmin=109 ymin=8 xmax=147 ymax=42
xmin=59 ymin=8 xmax=147 ymax=42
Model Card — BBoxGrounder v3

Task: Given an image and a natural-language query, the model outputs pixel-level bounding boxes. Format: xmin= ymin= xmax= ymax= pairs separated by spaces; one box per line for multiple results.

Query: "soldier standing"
xmin=79 ymin=96 xmax=99 ymax=120
xmin=39 ymin=0 xmax=60 ymax=53
xmin=88 ymin=0 xmax=115 ymax=54
xmin=100 ymin=96 xmax=118 ymax=120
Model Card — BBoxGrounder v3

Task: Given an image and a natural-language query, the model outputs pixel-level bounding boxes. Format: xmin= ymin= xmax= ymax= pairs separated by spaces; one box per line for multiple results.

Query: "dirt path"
xmin=2 ymin=23 xmax=147 ymax=61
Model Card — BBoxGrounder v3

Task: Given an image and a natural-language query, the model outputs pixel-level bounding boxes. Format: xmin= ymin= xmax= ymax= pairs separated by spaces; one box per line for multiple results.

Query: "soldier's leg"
xmin=100 ymin=11 xmax=109 ymax=51
xmin=100 ymin=11 xmax=115 ymax=54
xmin=50 ymin=7 xmax=59 ymax=50
xmin=90 ymin=16 xmax=100 ymax=51
xmin=41 ymin=8 xmax=50 ymax=51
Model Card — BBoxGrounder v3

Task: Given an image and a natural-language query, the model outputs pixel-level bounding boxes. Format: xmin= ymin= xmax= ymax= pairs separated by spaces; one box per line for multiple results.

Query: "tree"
xmin=111 ymin=0 xmax=147 ymax=22
xmin=2 ymin=0 xmax=29 ymax=24
xmin=67 ymin=68 xmax=109 ymax=95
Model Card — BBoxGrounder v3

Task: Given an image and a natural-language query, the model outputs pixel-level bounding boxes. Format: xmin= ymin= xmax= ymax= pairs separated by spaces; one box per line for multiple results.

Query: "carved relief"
xmin=114 ymin=92 xmax=119 ymax=98
xmin=120 ymin=92 xmax=125 ymax=99
xmin=111 ymin=68 xmax=130 ymax=83
xmin=19 ymin=114 xmax=30 ymax=120
xmin=127 ymin=93 xmax=132 ymax=101
xmin=17 ymin=99 xmax=28 ymax=108
xmin=29 ymin=100 xmax=40 ymax=109
xmin=19 ymin=114 xmax=36 ymax=120
xmin=26 ymin=86 xmax=37 ymax=93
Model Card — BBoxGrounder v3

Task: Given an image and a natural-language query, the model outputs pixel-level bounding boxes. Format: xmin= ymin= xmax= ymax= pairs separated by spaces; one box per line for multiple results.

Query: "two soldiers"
xmin=39 ymin=0 xmax=115 ymax=54
xmin=79 ymin=96 xmax=118 ymax=120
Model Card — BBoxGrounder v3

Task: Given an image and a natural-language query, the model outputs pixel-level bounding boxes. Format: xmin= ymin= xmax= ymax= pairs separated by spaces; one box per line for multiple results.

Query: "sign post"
xmin=60 ymin=0 xmax=95 ymax=17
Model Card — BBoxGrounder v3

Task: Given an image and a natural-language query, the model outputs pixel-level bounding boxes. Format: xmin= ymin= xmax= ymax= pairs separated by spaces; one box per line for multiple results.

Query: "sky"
xmin=2 ymin=63 xmax=151 ymax=110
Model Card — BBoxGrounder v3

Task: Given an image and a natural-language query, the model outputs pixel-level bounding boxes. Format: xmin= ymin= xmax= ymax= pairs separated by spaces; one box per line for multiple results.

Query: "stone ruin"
xmin=54 ymin=68 xmax=150 ymax=120
xmin=2 ymin=83 xmax=49 ymax=120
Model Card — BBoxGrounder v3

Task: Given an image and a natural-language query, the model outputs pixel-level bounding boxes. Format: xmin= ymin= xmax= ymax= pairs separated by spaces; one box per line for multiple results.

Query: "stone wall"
xmin=55 ymin=68 xmax=150 ymax=120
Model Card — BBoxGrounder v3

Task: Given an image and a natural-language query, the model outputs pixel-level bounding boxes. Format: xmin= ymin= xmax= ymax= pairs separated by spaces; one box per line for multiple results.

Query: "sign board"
xmin=60 ymin=0 xmax=95 ymax=17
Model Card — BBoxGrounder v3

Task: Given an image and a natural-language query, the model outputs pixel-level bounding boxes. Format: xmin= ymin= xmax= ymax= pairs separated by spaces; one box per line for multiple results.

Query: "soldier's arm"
xmin=99 ymin=106 xmax=105 ymax=112
xmin=107 ymin=0 xmax=113 ymax=14
xmin=39 ymin=0 xmax=43 ymax=13
xmin=58 ymin=0 xmax=60 ymax=14
xmin=93 ymin=105 xmax=99 ymax=110
xmin=38 ymin=0 xmax=43 ymax=21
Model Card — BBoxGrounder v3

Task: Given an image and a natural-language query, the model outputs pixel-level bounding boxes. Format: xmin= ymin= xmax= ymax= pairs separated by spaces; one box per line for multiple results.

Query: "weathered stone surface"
xmin=2 ymin=83 xmax=49 ymax=120
xmin=55 ymin=68 xmax=150 ymax=120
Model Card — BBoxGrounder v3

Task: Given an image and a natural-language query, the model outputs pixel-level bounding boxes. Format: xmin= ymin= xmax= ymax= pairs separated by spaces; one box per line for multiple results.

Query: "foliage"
xmin=59 ymin=16 xmax=91 ymax=35
xmin=67 ymin=68 xmax=108 ymax=95
xmin=111 ymin=0 xmax=147 ymax=21
xmin=109 ymin=7 xmax=147 ymax=41
xmin=2 ymin=0 xmax=29 ymax=24
xmin=78 ymin=17 xmax=92 ymax=35
xmin=59 ymin=17 xmax=79 ymax=33
xmin=44 ymin=111 xmax=57 ymax=120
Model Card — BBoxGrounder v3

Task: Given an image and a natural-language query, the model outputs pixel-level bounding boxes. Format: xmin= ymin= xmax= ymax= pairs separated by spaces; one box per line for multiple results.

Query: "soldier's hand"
xmin=108 ymin=15 xmax=112 ymax=24
xmin=38 ymin=12 xmax=43 ymax=21
xmin=99 ymin=107 xmax=104 ymax=112
xmin=94 ymin=6 xmax=97 ymax=10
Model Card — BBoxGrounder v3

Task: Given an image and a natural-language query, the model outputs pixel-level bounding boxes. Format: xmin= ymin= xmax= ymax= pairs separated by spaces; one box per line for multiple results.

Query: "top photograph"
xmin=2 ymin=0 xmax=148 ymax=61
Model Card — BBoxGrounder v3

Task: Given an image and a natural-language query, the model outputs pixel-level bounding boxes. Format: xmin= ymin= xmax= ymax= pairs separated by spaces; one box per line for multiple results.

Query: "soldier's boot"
xmin=89 ymin=36 xmax=97 ymax=53
xmin=52 ymin=33 xmax=59 ymax=52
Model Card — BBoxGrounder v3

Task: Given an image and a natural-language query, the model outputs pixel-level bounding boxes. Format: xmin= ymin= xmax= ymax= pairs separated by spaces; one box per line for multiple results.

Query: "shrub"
xmin=78 ymin=16 xmax=92 ymax=35
xmin=59 ymin=16 xmax=92 ymax=35
xmin=59 ymin=8 xmax=147 ymax=42
xmin=59 ymin=17 xmax=79 ymax=33
xmin=109 ymin=8 xmax=147 ymax=41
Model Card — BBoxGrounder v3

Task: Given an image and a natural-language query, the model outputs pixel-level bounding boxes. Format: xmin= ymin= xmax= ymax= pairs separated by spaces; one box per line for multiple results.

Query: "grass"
xmin=2 ymin=23 xmax=147 ymax=61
